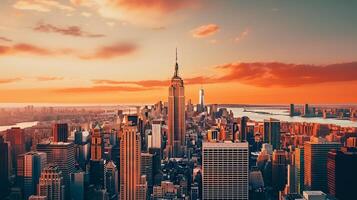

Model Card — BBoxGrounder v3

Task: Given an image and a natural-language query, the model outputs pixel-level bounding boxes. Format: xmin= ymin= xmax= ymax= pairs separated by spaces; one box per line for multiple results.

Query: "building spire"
xmin=174 ymin=48 xmax=179 ymax=77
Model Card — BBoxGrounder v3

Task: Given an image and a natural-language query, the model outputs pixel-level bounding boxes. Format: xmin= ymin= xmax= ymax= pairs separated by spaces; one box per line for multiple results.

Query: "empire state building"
xmin=167 ymin=50 xmax=185 ymax=157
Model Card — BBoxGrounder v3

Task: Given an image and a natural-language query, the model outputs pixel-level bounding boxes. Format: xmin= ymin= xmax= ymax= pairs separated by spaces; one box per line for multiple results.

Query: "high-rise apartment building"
xmin=202 ymin=141 xmax=249 ymax=200
xmin=141 ymin=152 xmax=153 ymax=188
xmin=17 ymin=151 xmax=47 ymax=199
xmin=6 ymin=127 xmax=25 ymax=172
xmin=91 ymin=124 xmax=103 ymax=161
xmin=272 ymin=149 xmax=288 ymax=193
xmin=36 ymin=142 xmax=75 ymax=198
xmin=38 ymin=164 xmax=65 ymax=200
xmin=295 ymin=146 xmax=305 ymax=194
xmin=151 ymin=120 xmax=162 ymax=149
xmin=53 ymin=123 xmax=68 ymax=143
xmin=167 ymin=50 xmax=185 ymax=157
xmin=327 ymin=147 xmax=357 ymax=200
xmin=120 ymin=120 xmax=145 ymax=200
xmin=263 ymin=118 xmax=281 ymax=149
xmin=304 ymin=137 xmax=340 ymax=193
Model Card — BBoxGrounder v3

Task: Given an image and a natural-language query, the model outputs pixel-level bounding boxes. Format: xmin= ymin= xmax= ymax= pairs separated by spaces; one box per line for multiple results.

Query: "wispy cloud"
xmin=33 ymin=22 xmax=105 ymax=38
xmin=54 ymin=85 xmax=155 ymax=93
xmin=13 ymin=0 xmax=74 ymax=12
xmin=0 ymin=78 xmax=22 ymax=84
xmin=0 ymin=37 xmax=12 ymax=42
xmin=0 ymin=42 xmax=137 ymax=60
xmin=79 ymin=43 xmax=137 ymax=59
xmin=36 ymin=76 xmax=63 ymax=81
xmin=191 ymin=24 xmax=220 ymax=38
xmin=234 ymin=28 xmax=249 ymax=43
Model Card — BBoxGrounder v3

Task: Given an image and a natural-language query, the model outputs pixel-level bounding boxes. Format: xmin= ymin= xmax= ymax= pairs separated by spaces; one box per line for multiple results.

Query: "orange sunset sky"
xmin=1 ymin=0 xmax=357 ymax=104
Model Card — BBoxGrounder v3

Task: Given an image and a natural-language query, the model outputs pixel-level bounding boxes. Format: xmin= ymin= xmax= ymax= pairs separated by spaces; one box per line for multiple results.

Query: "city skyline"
xmin=1 ymin=0 xmax=357 ymax=104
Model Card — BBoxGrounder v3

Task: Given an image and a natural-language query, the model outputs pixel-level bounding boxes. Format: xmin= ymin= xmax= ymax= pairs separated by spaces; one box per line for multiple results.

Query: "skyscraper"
xmin=238 ymin=116 xmax=249 ymax=141
xmin=151 ymin=120 xmax=162 ymax=149
xmin=295 ymin=146 xmax=305 ymax=194
xmin=304 ymin=137 xmax=340 ymax=193
xmin=70 ymin=169 xmax=86 ymax=200
xmin=327 ymin=147 xmax=357 ymax=200
xmin=120 ymin=119 xmax=145 ymax=200
xmin=36 ymin=142 xmax=75 ymax=198
xmin=263 ymin=118 xmax=281 ymax=149
xmin=202 ymin=141 xmax=249 ymax=200
xmin=289 ymin=104 xmax=295 ymax=117
xmin=53 ymin=123 xmax=68 ymax=143
xmin=167 ymin=49 xmax=185 ymax=157
xmin=38 ymin=164 xmax=65 ymax=200
xmin=0 ymin=136 xmax=9 ymax=198
xmin=6 ymin=127 xmax=25 ymax=172
xmin=105 ymin=161 xmax=118 ymax=199
xmin=91 ymin=124 xmax=103 ymax=161
xmin=199 ymin=88 xmax=204 ymax=111
xmin=17 ymin=151 xmax=47 ymax=199
xmin=140 ymin=153 xmax=153 ymax=188
xmin=272 ymin=150 xmax=288 ymax=194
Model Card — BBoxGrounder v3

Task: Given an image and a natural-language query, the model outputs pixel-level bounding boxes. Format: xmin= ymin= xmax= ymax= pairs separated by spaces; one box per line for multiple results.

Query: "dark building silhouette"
xmin=327 ymin=147 xmax=357 ymax=200
xmin=0 ymin=136 xmax=9 ymax=198
xmin=263 ymin=118 xmax=281 ymax=149
xmin=53 ymin=123 xmax=68 ymax=143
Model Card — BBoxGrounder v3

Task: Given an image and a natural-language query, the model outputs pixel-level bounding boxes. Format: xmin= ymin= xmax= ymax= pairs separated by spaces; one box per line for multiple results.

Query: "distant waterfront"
xmin=0 ymin=121 xmax=38 ymax=132
xmin=227 ymin=107 xmax=357 ymax=128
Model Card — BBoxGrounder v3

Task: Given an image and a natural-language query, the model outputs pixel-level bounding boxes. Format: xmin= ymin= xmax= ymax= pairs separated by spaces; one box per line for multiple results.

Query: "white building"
xmin=202 ymin=141 xmax=249 ymax=200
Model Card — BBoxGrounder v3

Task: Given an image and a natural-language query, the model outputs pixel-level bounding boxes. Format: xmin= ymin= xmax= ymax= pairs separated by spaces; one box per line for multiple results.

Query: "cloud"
xmin=0 ymin=42 xmax=137 ymax=59
xmin=234 ymin=28 xmax=249 ymax=43
xmin=33 ymin=23 xmax=105 ymax=38
xmin=79 ymin=43 xmax=137 ymax=59
xmin=0 ymin=78 xmax=22 ymax=84
xmin=92 ymin=62 xmax=357 ymax=88
xmin=0 ymin=37 xmax=12 ymax=42
xmin=0 ymin=43 xmax=53 ymax=56
xmin=36 ymin=76 xmax=63 ymax=81
xmin=191 ymin=24 xmax=220 ymax=38
xmin=54 ymin=85 xmax=155 ymax=93
xmin=13 ymin=0 xmax=74 ymax=12
xmin=70 ymin=0 xmax=195 ymax=26
xmin=81 ymin=12 xmax=92 ymax=17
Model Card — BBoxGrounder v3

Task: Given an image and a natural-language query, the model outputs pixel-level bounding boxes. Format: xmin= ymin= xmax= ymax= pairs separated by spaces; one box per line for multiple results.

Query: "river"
xmin=0 ymin=121 xmax=38 ymax=132
xmin=226 ymin=107 xmax=357 ymax=128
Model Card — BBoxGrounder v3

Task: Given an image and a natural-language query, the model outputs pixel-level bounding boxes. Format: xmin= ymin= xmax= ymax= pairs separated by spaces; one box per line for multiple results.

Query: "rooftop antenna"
xmin=174 ymin=48 xmax=179 ymax=77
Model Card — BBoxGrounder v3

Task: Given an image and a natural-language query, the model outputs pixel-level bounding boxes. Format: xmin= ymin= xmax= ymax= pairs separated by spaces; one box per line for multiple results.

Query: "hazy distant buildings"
xmin=202 ymin=141 xmax=249 ymax=200
xmin=38 ymin=164 xmax=65 ymax=200
xmin=263 ymin=118 xmax=281 ymax=149
xmin=304 ymin=137 xmax=341 ymax=193
xmin=53 ymin=123 xmax=68 ymax=143
xmin=167 ymin=51 xmax=186 ymax=157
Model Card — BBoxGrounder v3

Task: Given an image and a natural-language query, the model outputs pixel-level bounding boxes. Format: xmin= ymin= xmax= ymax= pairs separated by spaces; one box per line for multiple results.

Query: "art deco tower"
xmin=167 ymin=49 xmax=185 ymax=157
